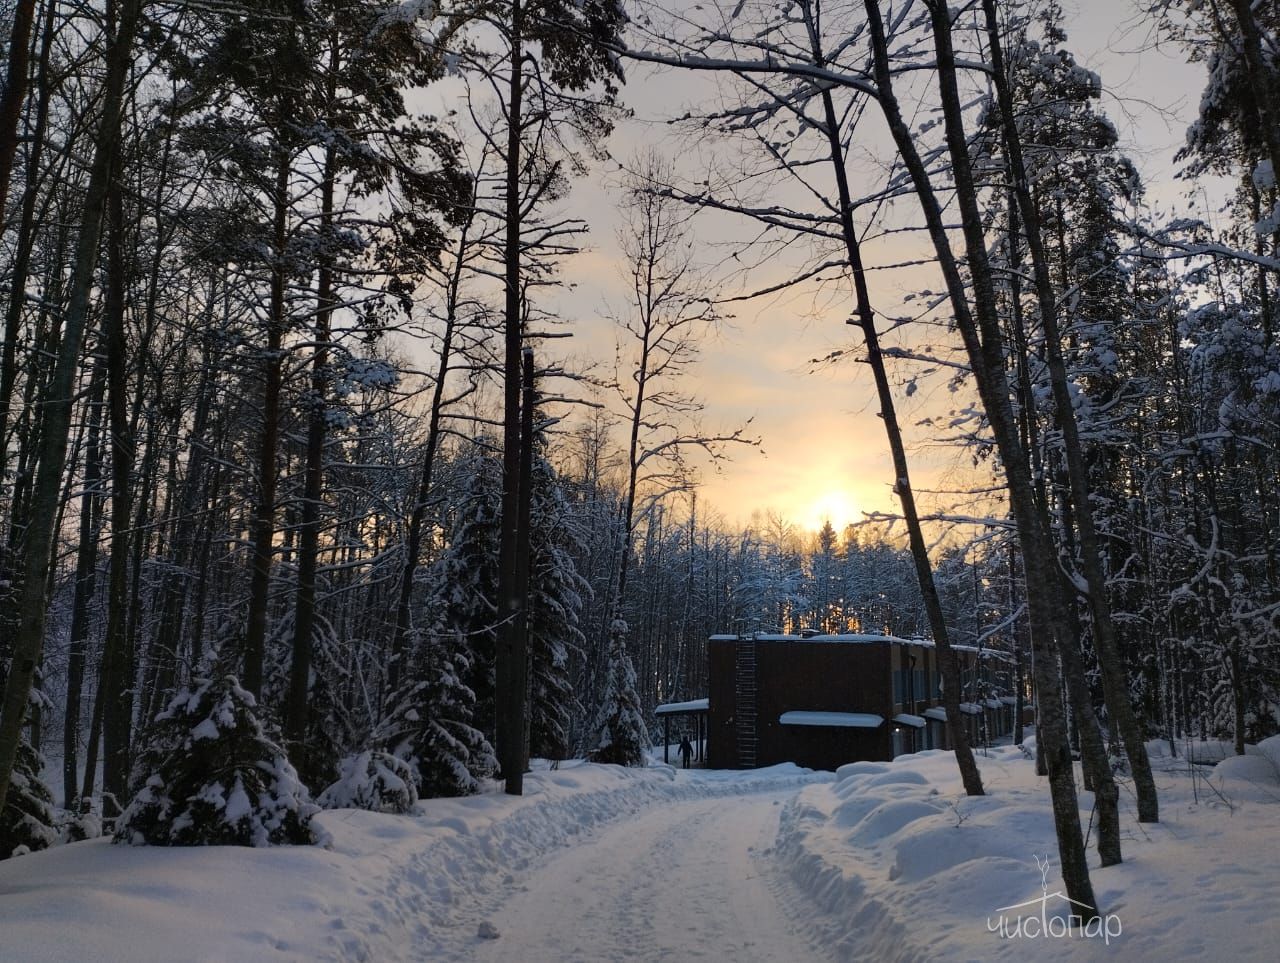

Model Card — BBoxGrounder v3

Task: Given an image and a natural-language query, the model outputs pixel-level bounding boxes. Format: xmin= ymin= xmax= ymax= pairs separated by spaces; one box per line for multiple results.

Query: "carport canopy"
xmin=655 ymin=698 xmax=709 ymax=765
xmin=778 ymin=711 xmax=884 ymax=728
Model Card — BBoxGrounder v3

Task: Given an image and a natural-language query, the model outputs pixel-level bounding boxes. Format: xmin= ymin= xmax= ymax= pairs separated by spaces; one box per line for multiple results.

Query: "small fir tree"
xmin=262 ymin=612 xmax=353 ymax=791
xmin=61 ymin=796 xmax=103 ymax=844
xmin=0 ymin=737 xmax=56 ymax=859
xmin=317 ymin=750 xmax=417 ymax=814
xmin=384 ymin=629 xmax=497 ymax=798
xmin=433 ymin=446 xmax=503 ymax=744
xmin=527 ymin=450 xmax=589 ymax=761
xmin=115 ymin=676 xmax=316 ymax=847
xmin=590 ymin=620 xmax=649 ymax=766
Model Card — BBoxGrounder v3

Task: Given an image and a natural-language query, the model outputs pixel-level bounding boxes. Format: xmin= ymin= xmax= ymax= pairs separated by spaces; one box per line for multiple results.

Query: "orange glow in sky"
xmin=537 ymin=0 xmax=1204 ymax=538
xmin=800 ymin=489 xmax=858 ymax=535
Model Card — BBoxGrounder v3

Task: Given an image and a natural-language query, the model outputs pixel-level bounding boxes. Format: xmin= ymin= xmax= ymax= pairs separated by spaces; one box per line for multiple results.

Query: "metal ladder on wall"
xmin=735 ymin=639 xmax=758 ymax=768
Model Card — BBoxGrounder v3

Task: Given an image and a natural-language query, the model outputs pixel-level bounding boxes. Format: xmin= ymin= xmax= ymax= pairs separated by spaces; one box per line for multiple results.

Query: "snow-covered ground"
xmin=2 ymin=739 xmax=1279 ymax=961
xmin=0 ymin=761 xmax=830 ymax=961
xmin=777 ymin=738 xmax=1280 ymax=961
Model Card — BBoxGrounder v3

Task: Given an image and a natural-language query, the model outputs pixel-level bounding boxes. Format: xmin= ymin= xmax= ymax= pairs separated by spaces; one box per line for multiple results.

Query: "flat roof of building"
xmin=709 ymin=633 xmax=1010 ymax=658
xmin=654 ymin=698 xmax=709 ymax=716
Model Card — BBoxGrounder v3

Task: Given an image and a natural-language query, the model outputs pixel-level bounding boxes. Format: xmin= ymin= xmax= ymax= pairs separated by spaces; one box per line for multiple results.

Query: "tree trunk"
xmin=496 ymin=0 xmax=527 ymax=795
xmin=81 ymin=666 xmax=105 ymax=803
xmin=62 ymin=363 xmax=106 ymax=808
xmin=100 ymin=159 xmax=135 ymax=803
xmin=1054 ymin=582 xmax=1123 ymax=866
xmin=388 ymin=204 xmax=477 ymax=696
xmin=0 ymin=0 xmax=56 ymax=500
xmin=123 ymin=410 xmax=159 ymax=733
xmin=143 ymin=313 xmax=217 ymax=721
xmin=286 ymin=119 xmax=338 ymax=760
xmin=243 ymin=152 xmax=291 ymax=700
xmin=1227 ymin=0 xmax=1280 ymax=189
xmin=516 ymin=348 xmax=535 ymax=772
xmin=0 ymin=0 xmax=37 ymax=238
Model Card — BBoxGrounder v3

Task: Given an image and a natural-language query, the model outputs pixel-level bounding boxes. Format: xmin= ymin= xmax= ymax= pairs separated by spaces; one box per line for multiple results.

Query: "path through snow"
xmin=472 ymin=786 xmax=830 ymax=963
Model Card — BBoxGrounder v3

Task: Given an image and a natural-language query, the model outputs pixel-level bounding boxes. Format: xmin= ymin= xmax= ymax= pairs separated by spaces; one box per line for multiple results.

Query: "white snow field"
xmin=2 ymin=739 xmax=1280 ymax=962
xmin=779 ymin=737 xmax=1280 ymax=961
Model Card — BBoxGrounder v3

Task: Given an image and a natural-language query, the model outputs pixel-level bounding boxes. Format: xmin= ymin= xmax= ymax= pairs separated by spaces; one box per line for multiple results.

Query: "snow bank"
xmin=775 ymin=743 xmax=1280 ymax=960
xmin=1211 ymin=735 xmax=1280 ymax=804
xmin=0 ymin=761 xmax=827 ymax=962
xmin=9 ymin=741 xmax=1277 ymax=961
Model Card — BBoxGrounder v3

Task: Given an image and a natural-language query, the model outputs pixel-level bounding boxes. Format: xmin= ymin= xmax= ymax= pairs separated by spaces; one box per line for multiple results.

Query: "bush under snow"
xmin=1210 ymin=735 xmax=1280 ymax=803
xmin=115 ymin=676 xmax=317 ymax=847
xmin=318 ymin=750 xmax=418 ymax=814
xmin=60 ymin=797 xmax=103 ymax=844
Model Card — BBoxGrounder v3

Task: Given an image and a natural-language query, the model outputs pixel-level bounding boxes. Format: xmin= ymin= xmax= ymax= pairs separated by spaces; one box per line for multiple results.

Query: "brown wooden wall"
xmin=701 ymin=636 xmax=1014 ymax=770
xmin=707 ymin=640 xmax=740 ymax=769
xmin=708 ymin=638 xmax=895 ymax=771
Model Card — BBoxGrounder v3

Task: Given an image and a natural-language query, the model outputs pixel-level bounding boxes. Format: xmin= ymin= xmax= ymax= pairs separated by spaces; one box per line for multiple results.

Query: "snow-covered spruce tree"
xmin=590 ymin=620 xmax=649 ymax=766
xmin=527 ymin=442 xmax=590 ymax=761
xmin=262 ymin=612 xmax=352 ymax=791
xmin=374 ymin=446 xmax=502 ymax=798
xmin=0 ymin=736 xmax=56 ymax=859
xmin=115 ymin=676 xmax=316 ymax=846
xmin=384 ymin=629 xmax=496 ymax=797
xmin=317 ymin=750 xmax=417 ymax=814
xmin=806 ymin=521 xmax=841 ymax=633
xmin=432 ymin=444 xmax=504 ymax=745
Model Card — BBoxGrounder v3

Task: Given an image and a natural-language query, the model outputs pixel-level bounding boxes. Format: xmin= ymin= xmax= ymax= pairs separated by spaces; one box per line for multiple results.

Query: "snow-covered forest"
xmin=0 ymin=0 xmax=1278 ymax=958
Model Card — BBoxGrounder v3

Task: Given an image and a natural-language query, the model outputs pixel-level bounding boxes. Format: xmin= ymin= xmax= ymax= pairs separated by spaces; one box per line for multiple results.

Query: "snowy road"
xmin=471 ymin=785 xmax=830 ymax=963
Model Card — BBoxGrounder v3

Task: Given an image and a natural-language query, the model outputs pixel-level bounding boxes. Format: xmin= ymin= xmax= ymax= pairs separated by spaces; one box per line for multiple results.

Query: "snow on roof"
xmin=958 ymin=702 xmax=984 ymax=715
xmin=710 ymin=633 xmax=913 ymax=644
xmin=983 ymin=699 xmax=1003 ymax=710
xmin=923 ymin=707 xmax=948 ymax=722
xmin=893 ymin=713 xmax=926 ymax=728
xmin=654 ymin=698 xmax=709 ymax=716
xmin=779 ymin=711 xmax=884 ymax=729
xmin=999 ymin=696 xmax=1018 ymax=705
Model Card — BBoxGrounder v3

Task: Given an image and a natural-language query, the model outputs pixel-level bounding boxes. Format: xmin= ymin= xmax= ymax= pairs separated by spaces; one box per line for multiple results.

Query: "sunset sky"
xmin=538 ymin=0 xmax=1209 ymax=536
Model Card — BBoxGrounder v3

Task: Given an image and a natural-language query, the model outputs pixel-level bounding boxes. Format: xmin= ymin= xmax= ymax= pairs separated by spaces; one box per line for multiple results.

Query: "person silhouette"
xmin=678 ymin=735 xmax=694 ymax=769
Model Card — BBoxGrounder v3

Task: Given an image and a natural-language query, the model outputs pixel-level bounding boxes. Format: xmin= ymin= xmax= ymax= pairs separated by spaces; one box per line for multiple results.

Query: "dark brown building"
xmin=707 ymin=634 xmax=1014 ymax=771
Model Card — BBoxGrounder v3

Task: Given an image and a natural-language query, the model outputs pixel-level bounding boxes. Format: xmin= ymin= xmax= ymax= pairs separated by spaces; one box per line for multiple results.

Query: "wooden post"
xmin=663 ymin=716 xmax=670 ymax=765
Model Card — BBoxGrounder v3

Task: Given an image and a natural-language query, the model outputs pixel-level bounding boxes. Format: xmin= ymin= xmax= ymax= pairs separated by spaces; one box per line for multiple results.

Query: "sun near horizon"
xmin=798 ymin=488 xmax=860 ymax=536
